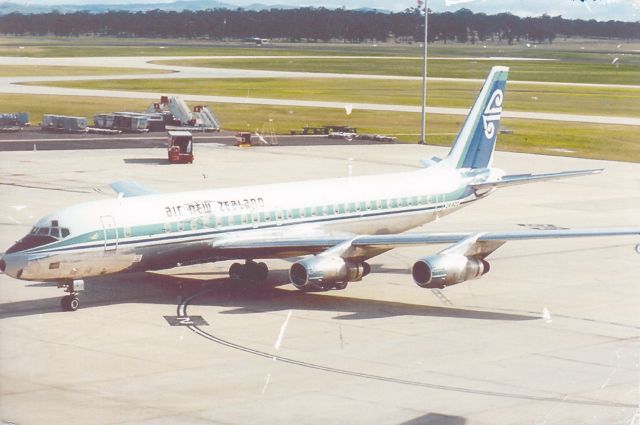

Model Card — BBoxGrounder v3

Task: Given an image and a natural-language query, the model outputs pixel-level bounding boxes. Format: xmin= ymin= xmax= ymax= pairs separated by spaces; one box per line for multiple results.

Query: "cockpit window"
xmin=6 ymin=235 xmax=57 ymax=253
xmin=30 ymin=225 xmax=71 ymax=240
xmin=9 ymin=223 xmax=72 ymax=253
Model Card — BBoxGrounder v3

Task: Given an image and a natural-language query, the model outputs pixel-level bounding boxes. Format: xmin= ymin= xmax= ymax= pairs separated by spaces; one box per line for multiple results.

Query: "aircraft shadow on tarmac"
xmin=400 ymin=413 xmax=467 ymax=425
xmin=0 ymin=268 xmax=538 ymax=322
xmin=123 ymin=158 xmax=171 ymax=165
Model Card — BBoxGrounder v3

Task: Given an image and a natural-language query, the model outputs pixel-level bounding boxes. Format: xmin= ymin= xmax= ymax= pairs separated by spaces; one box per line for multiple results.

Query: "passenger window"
xmin=61 ymin=228 xmax=70 ymax=238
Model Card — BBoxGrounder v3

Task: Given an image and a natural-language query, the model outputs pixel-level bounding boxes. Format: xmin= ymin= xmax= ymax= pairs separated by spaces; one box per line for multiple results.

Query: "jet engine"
xmin=290 ymin=256 xmax=370 ymax=291
xmin=412 ymin=254 xmax=489 ymax=289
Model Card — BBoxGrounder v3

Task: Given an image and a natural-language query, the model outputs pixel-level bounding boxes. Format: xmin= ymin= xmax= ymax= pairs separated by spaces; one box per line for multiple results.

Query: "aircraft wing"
xmin=472 ymin=169 xmax=603 ymax=191
xmin=352 ymin=227 xmax=639 ymax=249
xmin=110 ymin=181 xmax=160 ymax=197
xmin=211 ymin=227 xmax=640 ymax=261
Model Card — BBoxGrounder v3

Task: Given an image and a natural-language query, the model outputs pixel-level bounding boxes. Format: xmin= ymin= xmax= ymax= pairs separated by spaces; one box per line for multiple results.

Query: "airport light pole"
xmin=419 ymin=0 xmax=428 ymax=144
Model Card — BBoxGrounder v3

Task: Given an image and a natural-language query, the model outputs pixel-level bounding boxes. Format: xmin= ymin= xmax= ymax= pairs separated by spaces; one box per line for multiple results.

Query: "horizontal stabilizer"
xmin=472 ymin=169 xmax=603 ymax=190
xmin=110 ymin=181 xmax=160 ymax=197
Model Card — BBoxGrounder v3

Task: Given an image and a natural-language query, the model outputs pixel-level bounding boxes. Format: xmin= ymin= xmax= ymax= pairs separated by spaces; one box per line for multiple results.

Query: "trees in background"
xmin=0 ymin=8 xmax=638 ymax=41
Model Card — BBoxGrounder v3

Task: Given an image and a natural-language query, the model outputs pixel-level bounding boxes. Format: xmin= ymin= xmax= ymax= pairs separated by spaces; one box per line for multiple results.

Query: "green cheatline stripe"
xmin=30 ymin=188 xmax=470 ymax=254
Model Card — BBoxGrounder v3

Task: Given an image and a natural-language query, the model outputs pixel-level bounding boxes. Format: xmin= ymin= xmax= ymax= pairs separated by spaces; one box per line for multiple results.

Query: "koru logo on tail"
xmin=482 ymin=89 xmax=503 ymax=139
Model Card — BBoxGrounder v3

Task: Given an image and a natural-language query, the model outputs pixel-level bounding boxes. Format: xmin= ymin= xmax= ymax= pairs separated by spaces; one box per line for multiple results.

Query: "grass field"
xmin=32 ymin=77 xmax=640 ymax=117
xmin=152 ymin=57 xmax=640 ymax=85
xmin=0 ymin=65 xmax=169 ymax=77
xmin=4 ymin=38 xmax=638 ymax=162
xmin=6 ymin=94 xmax=639 ymax=162
xmin=1 ymin=36 xmax=639 ymax=62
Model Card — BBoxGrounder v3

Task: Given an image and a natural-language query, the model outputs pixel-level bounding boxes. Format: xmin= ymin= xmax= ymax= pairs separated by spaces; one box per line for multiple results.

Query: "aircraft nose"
xmin=1 ymin=253 xmax=27 ymax=280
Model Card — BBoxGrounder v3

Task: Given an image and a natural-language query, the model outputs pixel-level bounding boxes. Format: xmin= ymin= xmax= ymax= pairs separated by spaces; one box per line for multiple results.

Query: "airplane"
xmin=1 ymin=66 xmax=638 ymax=312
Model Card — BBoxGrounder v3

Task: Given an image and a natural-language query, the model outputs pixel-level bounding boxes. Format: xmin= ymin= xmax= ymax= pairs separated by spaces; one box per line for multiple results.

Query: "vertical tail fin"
xmin=443 ymin=66 xmax=509 ymax=169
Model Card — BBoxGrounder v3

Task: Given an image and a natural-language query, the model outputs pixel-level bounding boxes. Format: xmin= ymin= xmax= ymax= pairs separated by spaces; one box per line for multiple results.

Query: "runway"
xmin=2 ymin=55 xmax=640 ymax=127
xmin=1 ymin=144 xmax=638 ymax=424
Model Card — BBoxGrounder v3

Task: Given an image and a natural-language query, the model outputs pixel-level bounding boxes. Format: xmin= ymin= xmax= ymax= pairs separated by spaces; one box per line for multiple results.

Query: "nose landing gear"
xmin=61 ymin=294 xmax=79 ymax=311
xmin=58 ymin=279 xmax=84 ymax=312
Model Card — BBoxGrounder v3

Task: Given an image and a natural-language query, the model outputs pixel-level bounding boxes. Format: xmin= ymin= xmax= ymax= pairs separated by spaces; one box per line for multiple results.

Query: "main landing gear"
xmin=58 ymin=279 xmax=84 ymax=312
xmin=229 ymin=260 xmax=269 ymax=282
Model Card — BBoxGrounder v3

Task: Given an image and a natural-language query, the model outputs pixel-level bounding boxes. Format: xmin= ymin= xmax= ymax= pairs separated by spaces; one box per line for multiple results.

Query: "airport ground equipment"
xmin=234 ymin=131 xmax=275 ymax=147
xmin=192 ymin=105 xmax=221 ymax=131
xmin=113 ymin=112 xmax=149 ymax=133
xmin=235 ymin=132 xmax=253 ymax=147
xmin=168 ymin=130 xmax=194 ymax=163
xmin=0 ymin=112 xmax=29 ymax=129
xmin=290 ymin=125 xmax=357 ymax=135
xmin=94 ymin=112 xmax=149 ymax=133
xmin=42 ymin=114 xmax=87 ymax=133
xmin=148 ymin=96 xmax=220 ymax=131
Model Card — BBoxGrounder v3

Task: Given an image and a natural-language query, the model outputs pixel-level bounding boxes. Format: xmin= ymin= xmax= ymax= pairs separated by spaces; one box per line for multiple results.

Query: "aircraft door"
xmin=100 ymin=215 xmax=118 ymax=251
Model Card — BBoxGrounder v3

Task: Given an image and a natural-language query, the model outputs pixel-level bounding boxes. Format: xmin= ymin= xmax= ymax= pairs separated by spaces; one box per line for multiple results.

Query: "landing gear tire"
xmin=229 ymin=261 xmax=269 ymax=282
xmin=254 ymin=262 xmax=269 ymax=282
xmin=229 ymin=262 xmax=243 ymax=280
xmin=61 ymin=295 xmax=79 ymax=312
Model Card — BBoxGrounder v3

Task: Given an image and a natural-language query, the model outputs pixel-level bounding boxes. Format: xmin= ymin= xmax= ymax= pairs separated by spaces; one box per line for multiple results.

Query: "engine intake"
xmin=290 ymin=256 xmax=370 ymax=290
xmin=412 ymin=254 xmax=489 ymax=289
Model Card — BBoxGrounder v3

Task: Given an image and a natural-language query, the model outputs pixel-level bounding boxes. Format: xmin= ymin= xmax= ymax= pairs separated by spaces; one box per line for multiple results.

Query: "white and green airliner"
xmin=2 ymin=66 xmax=638 ymax=311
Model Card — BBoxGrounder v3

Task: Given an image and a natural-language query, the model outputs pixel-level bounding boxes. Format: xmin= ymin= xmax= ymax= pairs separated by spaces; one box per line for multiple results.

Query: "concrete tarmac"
xmin=0 ymin=144 xmax=639 ymax=425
